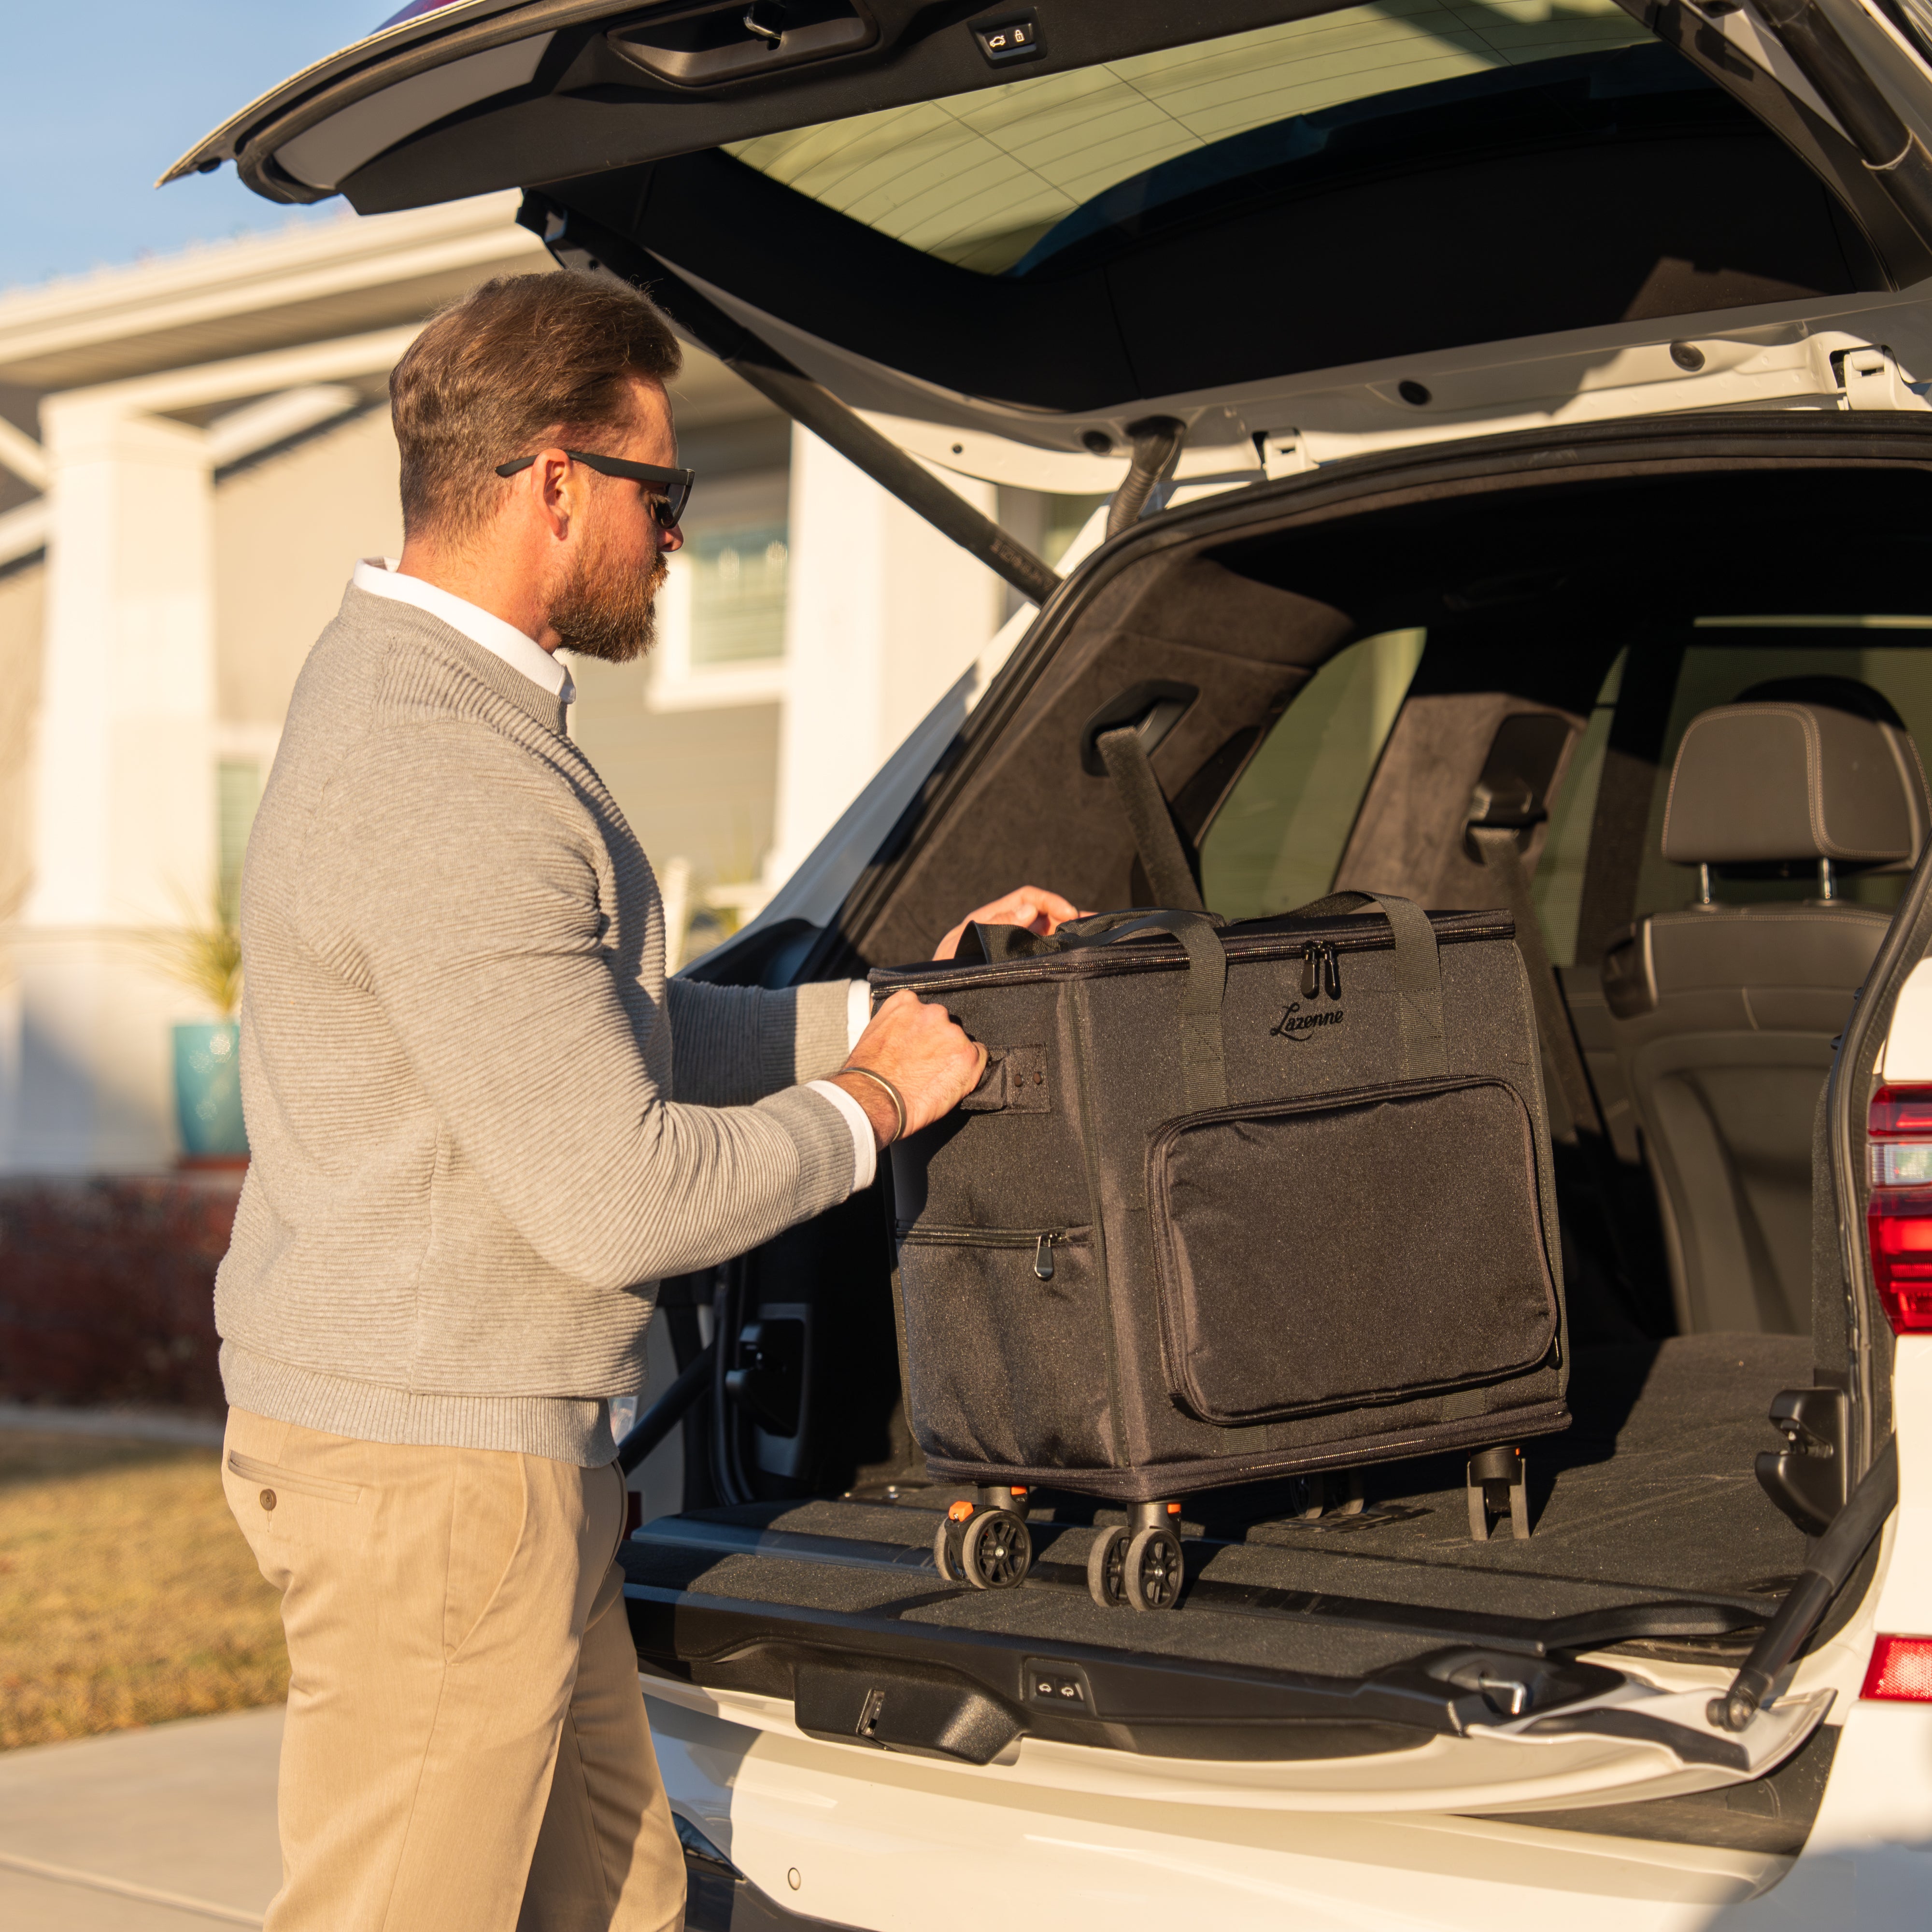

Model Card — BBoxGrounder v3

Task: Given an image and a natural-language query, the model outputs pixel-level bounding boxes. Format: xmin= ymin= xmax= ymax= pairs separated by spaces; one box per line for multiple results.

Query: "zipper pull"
xmin=1323 ymin=943 xmax=1342 ymax=1003
xmin=1034 ymin=1233 xmax=1057 ymax=1281
xmin=1301 ymin=943 xmax=1321 ymax=999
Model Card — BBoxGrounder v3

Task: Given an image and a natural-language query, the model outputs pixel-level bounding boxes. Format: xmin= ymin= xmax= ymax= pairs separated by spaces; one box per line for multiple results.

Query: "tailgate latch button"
xmin=974 ymin=13 xmax=1043 ymax=66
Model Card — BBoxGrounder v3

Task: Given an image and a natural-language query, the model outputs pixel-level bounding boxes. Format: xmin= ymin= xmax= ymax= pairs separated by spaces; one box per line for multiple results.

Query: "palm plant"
xmin=144 ymin=888 xmax=243 ymax=1020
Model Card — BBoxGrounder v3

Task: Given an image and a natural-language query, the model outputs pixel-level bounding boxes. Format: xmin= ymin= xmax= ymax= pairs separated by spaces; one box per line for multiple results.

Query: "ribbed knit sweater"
xmin=215 ymin=584 xmax=857 ymax=1464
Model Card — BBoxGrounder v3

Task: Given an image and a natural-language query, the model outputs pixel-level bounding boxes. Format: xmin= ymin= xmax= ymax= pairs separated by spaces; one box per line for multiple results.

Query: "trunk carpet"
xmin=622 ymin=1334 xmax=1809 ymax=1674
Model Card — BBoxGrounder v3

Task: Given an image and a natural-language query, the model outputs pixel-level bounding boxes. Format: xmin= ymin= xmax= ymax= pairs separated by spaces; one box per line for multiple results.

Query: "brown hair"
xmin=389 ymin=270 xmax=682 ymax=542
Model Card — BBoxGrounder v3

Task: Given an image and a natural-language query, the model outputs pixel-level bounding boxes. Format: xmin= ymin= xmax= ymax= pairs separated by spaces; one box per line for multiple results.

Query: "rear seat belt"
xmin=1462 ymin=714 xmax=1604 ymax=1147
xmin=1466 ymin=824 xmax=1602 ymax=1147
xmin=1469 ymin=814 xmax=1657 ymax=1331
xmin=1095 ymin=724 xmax=1207 ymax=913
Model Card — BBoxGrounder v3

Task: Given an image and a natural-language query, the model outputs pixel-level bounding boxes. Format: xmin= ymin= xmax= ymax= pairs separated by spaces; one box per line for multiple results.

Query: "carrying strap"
xmin=957 ymin=894 xmax=1444 ymax=1113
xmin=1064 ymin=909 xmax=1229 ymax=1110
xmin=1466 ymin=825 xmax=1601 ymax=1144
xmin=1292 ymin=891 xmax=1447 ymax=1079
xmin=1058 ymin=894 xmax=1445 ymax=1107
xmin=1094 ymin=724 xmax=1206 ymax=914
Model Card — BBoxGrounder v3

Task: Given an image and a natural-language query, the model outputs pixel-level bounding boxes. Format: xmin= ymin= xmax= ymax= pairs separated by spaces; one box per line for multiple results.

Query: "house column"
xmin=4 ymin=400 xmax=216 ymax=1171
xmin=766 ymin=426 xmax=1005 ymax=891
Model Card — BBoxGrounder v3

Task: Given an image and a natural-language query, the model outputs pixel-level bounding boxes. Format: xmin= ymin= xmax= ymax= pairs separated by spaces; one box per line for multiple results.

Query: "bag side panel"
xmin=889 ymin=978 xmax=1117 ymax=1468
xmin=896 ymin=1230 xmax=1115 ymax=1467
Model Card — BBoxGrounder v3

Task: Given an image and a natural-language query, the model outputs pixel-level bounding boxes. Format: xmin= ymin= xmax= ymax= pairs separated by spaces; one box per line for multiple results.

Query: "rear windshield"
xmin=725 ymin=0 xmax=1657 ymax=275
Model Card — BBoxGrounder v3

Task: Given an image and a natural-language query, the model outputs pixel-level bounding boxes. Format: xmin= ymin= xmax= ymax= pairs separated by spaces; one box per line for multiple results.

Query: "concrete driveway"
xmin=0 ymin=1705 xmax=282 ymax=1928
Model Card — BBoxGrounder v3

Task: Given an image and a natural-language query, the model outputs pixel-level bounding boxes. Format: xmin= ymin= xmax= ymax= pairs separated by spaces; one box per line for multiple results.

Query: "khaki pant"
xmin=223 ymin=1408 xmax=685 ymax=1932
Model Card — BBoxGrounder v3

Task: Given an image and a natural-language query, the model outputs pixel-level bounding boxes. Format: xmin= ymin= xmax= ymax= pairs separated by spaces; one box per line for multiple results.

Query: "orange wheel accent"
xmin=1166 ymin=1502 xmax=1181 ymax=1515
xmin=948 ymin=1500 xmax=974 ymax=1521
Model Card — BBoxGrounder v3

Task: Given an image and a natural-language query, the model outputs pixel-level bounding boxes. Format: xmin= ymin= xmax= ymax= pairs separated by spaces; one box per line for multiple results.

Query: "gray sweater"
xmin=215 ymin=585 xmax=857 ymax=1464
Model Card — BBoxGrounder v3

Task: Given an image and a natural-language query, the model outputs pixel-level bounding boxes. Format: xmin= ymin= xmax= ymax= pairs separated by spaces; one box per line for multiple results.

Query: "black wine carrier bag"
xmin=876 ymin=896 xmax=1569 ymax=1503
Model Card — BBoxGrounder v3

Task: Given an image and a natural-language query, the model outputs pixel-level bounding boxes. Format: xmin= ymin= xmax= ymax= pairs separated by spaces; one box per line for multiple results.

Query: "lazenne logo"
xmin=1271 ymin=1002 xmax=1345 ymax=1041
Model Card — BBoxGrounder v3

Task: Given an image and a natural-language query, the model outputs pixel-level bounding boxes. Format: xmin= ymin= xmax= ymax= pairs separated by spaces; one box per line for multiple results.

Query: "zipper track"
xmin=895 ymin=1222 xmax=1090 ymax=1282
xmin=893 ymin=1223 xmax=1089 ymax=1247
xmin=875 ymin=909 xmax=1511 ymax=997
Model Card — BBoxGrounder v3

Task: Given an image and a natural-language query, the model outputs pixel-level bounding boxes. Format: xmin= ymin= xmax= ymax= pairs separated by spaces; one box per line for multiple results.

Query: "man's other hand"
xmin=933 ymin=885 xmax=1087 ymax=961
xmin=833 ymin=991 xmax=986 ymax=1147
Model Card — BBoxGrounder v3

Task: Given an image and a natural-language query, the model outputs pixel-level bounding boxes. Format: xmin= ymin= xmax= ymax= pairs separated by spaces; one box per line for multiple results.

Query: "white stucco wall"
xmin=766 ymin=427 xmax=1006 ymax=893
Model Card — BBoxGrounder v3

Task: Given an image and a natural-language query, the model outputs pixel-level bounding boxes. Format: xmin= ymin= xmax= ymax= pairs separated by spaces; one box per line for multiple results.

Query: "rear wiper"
xmin=1712 ymin=1434 xmax=1899 ymax=1732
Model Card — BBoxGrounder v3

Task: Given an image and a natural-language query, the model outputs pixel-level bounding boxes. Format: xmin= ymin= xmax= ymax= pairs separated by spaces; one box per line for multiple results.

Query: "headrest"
xmin=1662 ymin=700 xmax=1922 ymax=867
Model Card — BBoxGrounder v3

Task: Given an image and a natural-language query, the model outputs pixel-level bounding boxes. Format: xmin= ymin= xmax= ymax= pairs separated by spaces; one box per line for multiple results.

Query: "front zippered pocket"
xmin=895 ymin=1222 xmax=1090 ymax=1281
xmin=1147 ymin=1076 xmax=1557 ymax=1427
xmin=894 ymin=1222 xmax=1111 ymax=1466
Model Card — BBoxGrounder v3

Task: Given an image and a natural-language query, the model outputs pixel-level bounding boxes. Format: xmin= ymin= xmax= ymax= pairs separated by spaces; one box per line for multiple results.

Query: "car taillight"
xmin=1867 ymin=1085 xmax=1932 ymax=1332
xmin=1862 ymin=1634 xmax=1932 ymax=1700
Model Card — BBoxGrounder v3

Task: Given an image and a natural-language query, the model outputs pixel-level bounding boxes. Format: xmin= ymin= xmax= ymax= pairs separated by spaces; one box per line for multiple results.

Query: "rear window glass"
xmin=725 ymin=0 xmax=1655 ymax=274
xmin=1200 ymin=628 xmax=1424 ymax=921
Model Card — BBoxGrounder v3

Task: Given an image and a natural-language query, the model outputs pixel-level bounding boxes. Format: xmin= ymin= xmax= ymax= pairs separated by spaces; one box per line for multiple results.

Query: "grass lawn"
xmin=0 ymin=1428 xmax=287 ymax=1749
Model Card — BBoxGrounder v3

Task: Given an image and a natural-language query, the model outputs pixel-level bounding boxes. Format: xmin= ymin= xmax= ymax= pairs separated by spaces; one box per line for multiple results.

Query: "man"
xmin=215 ymin=270 xmax=1079 ymax=1932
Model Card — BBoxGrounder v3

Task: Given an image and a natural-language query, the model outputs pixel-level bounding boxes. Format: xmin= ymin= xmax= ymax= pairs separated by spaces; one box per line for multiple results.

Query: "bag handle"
xmin=1062 ymin=909 xmax=1229 ymax=1111
xmin=966 ymin=893 xmax=1445 ymax=1107
xmin=1289 ymin=890 xmax=1446 ymax=1080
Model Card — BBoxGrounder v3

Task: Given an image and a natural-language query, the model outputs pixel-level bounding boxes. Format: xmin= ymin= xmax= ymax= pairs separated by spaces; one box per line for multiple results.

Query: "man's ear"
xmin=525 ymin=446 xmax=577 ymax=541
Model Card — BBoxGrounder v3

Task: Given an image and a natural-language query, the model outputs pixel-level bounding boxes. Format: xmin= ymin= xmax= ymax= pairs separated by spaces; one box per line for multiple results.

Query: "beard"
xmin=549 ymin=523 xmax=668 ymax=665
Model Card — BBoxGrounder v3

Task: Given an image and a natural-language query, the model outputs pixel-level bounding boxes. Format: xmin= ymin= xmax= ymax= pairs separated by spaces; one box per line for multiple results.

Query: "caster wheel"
xmin=960 ymin=1508 xmax=1032 ymax=1590
xmin=933 ymin=1517 xmax=958 ymax=1583
xmin=1123 ymin=1525 xmax=1184 ymax=1611
xmin=1087 ymin=1525 xmax=1128 ymax=1608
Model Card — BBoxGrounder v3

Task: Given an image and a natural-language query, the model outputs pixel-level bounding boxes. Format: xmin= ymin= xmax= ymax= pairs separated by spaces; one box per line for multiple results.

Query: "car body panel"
xmin=643 ymin=1683 xmax=1796 ymax=1930
xmin=173 ymin=2 xmax=1932 ymax=478
xmin=660 ymin=259 xmax=1932 ymax=490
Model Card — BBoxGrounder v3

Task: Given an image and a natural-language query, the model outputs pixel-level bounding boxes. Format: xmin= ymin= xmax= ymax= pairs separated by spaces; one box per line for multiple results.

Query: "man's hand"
xmin=934 ymin=885 xmax=1088 ymax=962
xmin=832 ymin=990 xmax=986 ymax=1148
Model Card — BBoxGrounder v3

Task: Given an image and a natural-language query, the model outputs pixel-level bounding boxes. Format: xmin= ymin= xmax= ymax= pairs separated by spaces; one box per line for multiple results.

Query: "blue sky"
xmin=0 ymin=3 xmax=396 ymax=292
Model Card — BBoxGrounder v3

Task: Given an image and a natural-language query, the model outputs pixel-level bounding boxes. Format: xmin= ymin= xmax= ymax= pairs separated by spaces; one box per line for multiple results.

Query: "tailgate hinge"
xmin=1834 ymin=344 xmax=1932 ymax=412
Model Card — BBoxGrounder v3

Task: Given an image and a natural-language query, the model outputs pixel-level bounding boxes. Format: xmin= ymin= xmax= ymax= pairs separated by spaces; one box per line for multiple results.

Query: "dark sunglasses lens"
xmin=653 ymin=481 xmax=690 ymax=529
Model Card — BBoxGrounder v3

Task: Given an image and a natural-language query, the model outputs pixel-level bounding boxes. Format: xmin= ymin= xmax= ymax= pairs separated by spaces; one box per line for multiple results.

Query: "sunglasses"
xmin=494 ymin=448 xmax=694 ymax=529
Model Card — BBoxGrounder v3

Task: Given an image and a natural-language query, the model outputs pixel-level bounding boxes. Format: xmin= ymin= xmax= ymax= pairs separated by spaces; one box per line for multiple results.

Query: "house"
xmin=0 ymin=190 xmax=1065 ymax=1174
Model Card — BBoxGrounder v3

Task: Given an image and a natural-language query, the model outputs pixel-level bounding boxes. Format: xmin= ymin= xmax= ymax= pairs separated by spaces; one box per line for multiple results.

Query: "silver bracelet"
xmin=838 ymin=1065 xmax=907 ymax=1146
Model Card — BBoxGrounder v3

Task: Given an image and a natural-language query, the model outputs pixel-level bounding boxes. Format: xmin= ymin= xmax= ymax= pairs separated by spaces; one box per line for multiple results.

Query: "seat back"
xmin=1601 ymin=698 xmax=1923 ymax=1334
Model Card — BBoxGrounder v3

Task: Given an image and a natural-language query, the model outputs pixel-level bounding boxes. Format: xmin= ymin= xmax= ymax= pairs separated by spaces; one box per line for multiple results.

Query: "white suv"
xmin=185 ymin=3 xmax=1932 ymax=1923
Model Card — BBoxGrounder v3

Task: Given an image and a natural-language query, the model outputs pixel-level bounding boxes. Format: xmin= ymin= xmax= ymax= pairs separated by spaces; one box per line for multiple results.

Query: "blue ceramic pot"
xmin=172 ymin=1021 xmax=248 ymax=1160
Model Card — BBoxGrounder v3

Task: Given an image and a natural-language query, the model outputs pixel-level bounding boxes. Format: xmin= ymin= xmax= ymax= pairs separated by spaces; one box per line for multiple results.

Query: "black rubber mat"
xmin=625 ymin=1335 xmax=1810 ymax=1672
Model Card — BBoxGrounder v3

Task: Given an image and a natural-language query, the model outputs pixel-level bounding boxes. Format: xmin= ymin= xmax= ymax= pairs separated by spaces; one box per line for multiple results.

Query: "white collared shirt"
xmin=353 ymin=557 xmax=575 ymax=705
xmin=808 ymin=985 xmax=880 ymax=1192
xmin=350 ymin=559 xmax=879 ymax=1191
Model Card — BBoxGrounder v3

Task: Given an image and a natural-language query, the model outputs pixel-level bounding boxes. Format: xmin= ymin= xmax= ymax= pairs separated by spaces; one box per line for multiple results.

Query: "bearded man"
xmin=214 ymin=271 xmax=1078 ymax=1932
